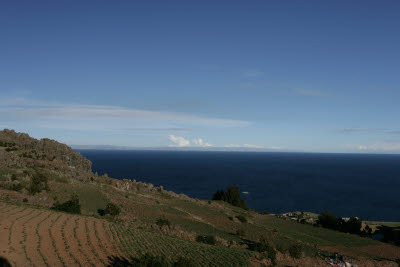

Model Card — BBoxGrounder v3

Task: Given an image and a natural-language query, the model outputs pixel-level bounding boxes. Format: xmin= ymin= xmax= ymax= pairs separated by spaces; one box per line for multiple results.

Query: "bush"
xmin=11 ymin=183 xmax=24 ymax=192
xmin=28 ymin=170 xmax=49 ymax=195
xmin=288 ymin=244 xmax=303 ymax=259
xmin=236 ymin=229 xmax=245 ymax=236
xmin=105 ymin=203 xmax=120 ymax=216
xmin=23 ymin=198 xmax=28 ymax=203
xmin=196 ymin=235 xmax=216 ymax=245
xmin=108 ymin=254 xmax=196 ymax=267
xmin=52 ymin=194 xmax=81 ymax=214
xmin=212 ymin=185 xmax=247 ymax=209
xmin=173 ymin=257 xmax=196 ymax=267
xmin=98 ymin=203 xmax=121 ymax=217
xmin=318 ymin=211 xmax=362 ymax=234
xmin=133 ymin=253 xmax=169 ymax=267
xmin=156 ymin=217 xmax=171 ymax=228
xmin=340 ymin=217 xmax=362 ymax=234
xmin=248 ymin=239 xmax=276 ymax=266
xmin=236 ymin=215 xmax=247 ymax=223
xmin=318 ymin=211 xmax=337 ymax=229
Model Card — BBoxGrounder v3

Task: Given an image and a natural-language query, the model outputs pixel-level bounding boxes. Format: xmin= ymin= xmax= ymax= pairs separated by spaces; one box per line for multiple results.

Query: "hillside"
xmin=0 ymin=129 xmax=399 ymax=266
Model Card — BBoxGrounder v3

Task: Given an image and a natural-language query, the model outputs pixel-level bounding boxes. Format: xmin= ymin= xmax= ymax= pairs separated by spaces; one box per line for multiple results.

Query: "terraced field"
xmin=0 ymin=202 xmax=254 ymax=267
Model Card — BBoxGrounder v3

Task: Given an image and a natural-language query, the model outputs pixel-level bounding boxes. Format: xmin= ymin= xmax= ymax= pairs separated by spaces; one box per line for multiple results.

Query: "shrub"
xmin=108 ymin=254 xmax=196 ymax=267
xmin=318 ymin=211 xmax=362 ymax=234
xmin=173 ymin=257 xmax=196 ymax=267
xmin=11 ymin=183 xmax=24 ymax=192
xmin=196 ymin=235 xmax=216 ymax=245
xmin=236 ymin=229 xmax=245 ymax=236
xmin=156 ymin=217 xmax=171 ymax=228
xmin=212 ymin=185 xmax=247 ymax=209
xmin=28 ymin=170 xmax=49 ymax=195
xmin=248 ymin=239 xmax=276 ymax=266
xmin=289 ymin=244 xmax=303 ymax=259
xmin=23 ymin=198 xmax=28 ymax=203
xmin=340 ymin=217 xmax=362 ymax=234
xmin=236 ymin=215 xmax=247 ymax=223
xmin=133 ymin=253 xmax=169 ymax=267
xmin=105 ymin=203 xmax=120 ymax=216
xmin=52 ymin=194 xmax=81 ymax=214
xmin=318 ymin=211 xmax=337 ymax=229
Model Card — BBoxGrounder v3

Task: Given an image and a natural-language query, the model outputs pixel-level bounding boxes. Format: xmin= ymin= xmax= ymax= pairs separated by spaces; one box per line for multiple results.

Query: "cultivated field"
xmin=0 ymin=202 xmax=254 ymax=267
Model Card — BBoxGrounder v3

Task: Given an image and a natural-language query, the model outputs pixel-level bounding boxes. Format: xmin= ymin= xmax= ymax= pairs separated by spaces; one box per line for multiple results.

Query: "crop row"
xmin=111 ymin=223 xmax=254 ymax=267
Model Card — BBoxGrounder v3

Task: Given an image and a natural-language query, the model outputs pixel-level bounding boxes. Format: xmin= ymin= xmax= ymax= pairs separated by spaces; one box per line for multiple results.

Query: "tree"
xmin=318 ymin=211 xmax=337 ymax=229
xmin=211 ymin=185 xmax=247 ymax=209
xmin=105 ymin=203 xmax=120 ymax=216
xmin=52 ymin=194 xmax=81 ymax=214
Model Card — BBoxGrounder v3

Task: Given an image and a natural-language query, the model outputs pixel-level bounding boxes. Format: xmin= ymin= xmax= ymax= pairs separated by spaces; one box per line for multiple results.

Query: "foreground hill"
xmin=0 ymin=129 xmax=399 ymax=266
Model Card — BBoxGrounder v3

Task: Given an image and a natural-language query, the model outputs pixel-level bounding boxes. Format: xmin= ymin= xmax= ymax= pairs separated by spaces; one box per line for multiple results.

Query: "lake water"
xmin=78 ymin=150 xmax=400 ymax=221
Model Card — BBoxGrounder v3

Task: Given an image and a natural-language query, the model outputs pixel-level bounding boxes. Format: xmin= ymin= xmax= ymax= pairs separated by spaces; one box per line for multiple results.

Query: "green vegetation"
xmin=156 ymin=217 xmax=171 ymax=228
xmin=98 ymin=202 xmax=121 ymax=217
xmin=109 ymin=253 xmax=197 ymax=267
xmin=28 ymin=170 xmax=49 ymax=195
xmin=318 ymin=211 xmax=362 ymax=234
xmin=212 ymin=185 xmax=247 ymax=209
xmin=248 ymin=238 xmax=277 ymax=266
xmin=52 ymin=194 xmax=81 ymax=214
xmin=236 ymin=215 xmax=247 ymax=223
xmin=288 ymin=244 xmax=303 ymax=259
xmin=196 ymin=235 xmax=216 ymax=245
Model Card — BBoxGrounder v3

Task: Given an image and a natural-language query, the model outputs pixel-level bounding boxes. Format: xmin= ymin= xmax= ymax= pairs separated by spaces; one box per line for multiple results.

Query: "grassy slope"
xmin=1 ymin=163 xmax=399 ymax=266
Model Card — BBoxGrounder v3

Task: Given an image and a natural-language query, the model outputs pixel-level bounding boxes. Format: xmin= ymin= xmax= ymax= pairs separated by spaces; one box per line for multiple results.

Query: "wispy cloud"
xmin=224 ymin=144 xmax=282 ymax=150
xmin=295 ymin=89 xmax=331 ymax=98
xmin=344 ymin=142 xmax=400 ymax=152
xmin=342 ymin=128 xmax=400 ymax=135
xmin=242 ymin=70 xmax=264 ymax=78
xmin=0 ymin=97 xmax=251 ymax=133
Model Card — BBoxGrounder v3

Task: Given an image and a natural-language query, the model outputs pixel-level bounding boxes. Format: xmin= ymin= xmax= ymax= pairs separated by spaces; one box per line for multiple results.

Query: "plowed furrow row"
xmin=49 ymin=214 xmax=66 ymax=266
xmin=61 ymin=215 xmax=81 ymax=267
xmin=36 ymin=211 xmax=53 ymax=267
xmin=92 ymin=220 xmax=113 ymax=263
xmin=8 ymin=209 xmax=35 ymax=247
xmin=74 ymin=217 xmax=96 ymax=267
xmin=38 ymin=213 xmax=64 ymax=266
xmin=110 ymin=223 xmax=136 ymax=259
xmin=9 ymin=209 xmax=40 ymax=267
xmin=101 ymin=221 xmax=122 ymax=256
xmin=85 ymin=218 xmax=107 ymax=265
xmin=52 ymin=214 xmax=81 ymax=266
xmin=22 ymin=210 xmax=46 ymax=267
xmin=0 ymin=204 xmax=14 ymax=214
xmin=4 ymin=206 xmax=27 ymax=222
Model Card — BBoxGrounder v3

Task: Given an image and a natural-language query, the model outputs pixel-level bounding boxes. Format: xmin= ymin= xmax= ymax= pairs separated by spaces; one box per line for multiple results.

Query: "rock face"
xmin=0 ymin=129 xmax=92 ymax=179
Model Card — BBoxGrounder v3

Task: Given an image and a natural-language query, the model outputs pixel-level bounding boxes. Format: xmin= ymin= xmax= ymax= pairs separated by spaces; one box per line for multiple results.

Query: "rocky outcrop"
xmin=0 ymin=129 xmax=92 ymax=179
xmin=0 ymin=149 xmax=26 ymax=168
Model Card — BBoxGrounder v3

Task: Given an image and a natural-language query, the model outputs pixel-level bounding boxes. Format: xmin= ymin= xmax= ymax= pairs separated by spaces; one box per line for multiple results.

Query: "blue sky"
xmin=1 ymin=1 xmax=400 ymax=153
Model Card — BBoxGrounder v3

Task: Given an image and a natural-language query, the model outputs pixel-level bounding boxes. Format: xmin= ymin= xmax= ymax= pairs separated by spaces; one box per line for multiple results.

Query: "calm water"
xmin=78 ymin=150 xmax=400 ymax=221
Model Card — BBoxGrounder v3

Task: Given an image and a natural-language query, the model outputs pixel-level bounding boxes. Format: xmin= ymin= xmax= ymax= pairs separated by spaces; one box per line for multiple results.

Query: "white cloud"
xmin=344 ymin=142 xmax=400 ymax=152
xmin=168 ymin=135 xmax=190 ymax=147
xmin=192 ymin=138 xmax=213 ymax=147
xmin=0 ymin=97 xmax=251 ymax=132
